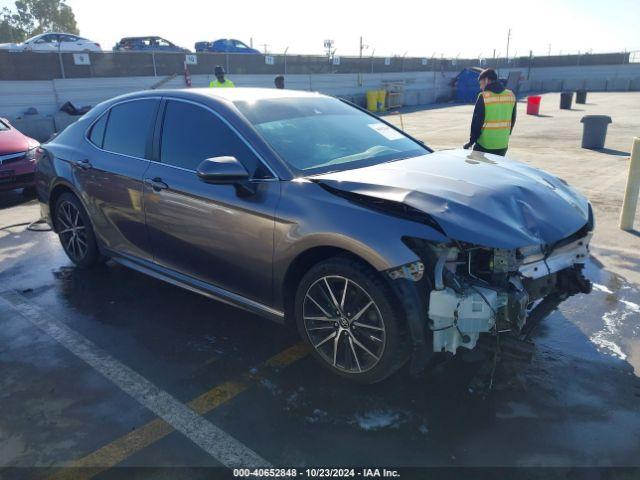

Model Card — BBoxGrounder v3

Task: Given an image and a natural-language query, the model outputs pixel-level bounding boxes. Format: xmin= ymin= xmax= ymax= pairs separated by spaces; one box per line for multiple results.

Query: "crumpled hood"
xmin=311 ymin=149 xmax=591 ymax=249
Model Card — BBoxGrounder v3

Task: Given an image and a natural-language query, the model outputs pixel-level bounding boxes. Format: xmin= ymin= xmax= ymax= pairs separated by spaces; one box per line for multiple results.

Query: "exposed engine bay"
xmin=387 ymin=224 xmax=593 ymax=357
xmin=425 ymin=230 xmax=592 ymax=354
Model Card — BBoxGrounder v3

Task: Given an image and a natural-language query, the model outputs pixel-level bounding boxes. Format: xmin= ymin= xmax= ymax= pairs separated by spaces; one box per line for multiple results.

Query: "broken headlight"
xmin=387 ymin=261 xmax=425 ymax=281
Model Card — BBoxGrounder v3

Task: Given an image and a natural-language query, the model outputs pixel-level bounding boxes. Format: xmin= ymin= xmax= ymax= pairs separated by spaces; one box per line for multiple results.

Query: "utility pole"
xmin=358 ymin=36 xmax=368 ymax=86
xmin=548 ymin=43 xmax=551 ymax=56
xmin=260 ymin=43 xmax=269 ymax=54
xmin=505 ymin=28 xmax=511 ymax=72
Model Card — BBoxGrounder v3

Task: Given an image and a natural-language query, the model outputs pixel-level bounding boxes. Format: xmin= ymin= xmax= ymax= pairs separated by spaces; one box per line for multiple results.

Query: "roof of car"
xmin=152 ymin=88 xmax=326 ymax=103
xmin=120 ymin=36 xmax=165 ymax=41
xmin=192 ymin=87 xmax=324 ymax=101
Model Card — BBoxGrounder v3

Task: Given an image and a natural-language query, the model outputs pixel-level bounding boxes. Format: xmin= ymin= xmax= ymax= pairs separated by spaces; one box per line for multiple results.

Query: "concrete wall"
xmin=3 ymin=62 xmax=640 ymax=142
xmin=504 ymin=64 xmax=640 ymax=93
xmin=0 ymin=71 xmax=457 ymax=140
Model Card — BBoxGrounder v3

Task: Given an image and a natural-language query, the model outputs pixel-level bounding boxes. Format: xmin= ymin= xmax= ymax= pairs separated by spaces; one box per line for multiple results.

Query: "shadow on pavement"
xmin=26 ymin=255 xmax=640 ymax=466
xmin=0 ymin=189 xmax=35 ymax=210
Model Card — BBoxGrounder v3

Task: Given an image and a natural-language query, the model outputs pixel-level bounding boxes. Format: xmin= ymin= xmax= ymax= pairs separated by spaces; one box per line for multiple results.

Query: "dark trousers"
xmin=473 ymin=143 xmax=508 ymax=156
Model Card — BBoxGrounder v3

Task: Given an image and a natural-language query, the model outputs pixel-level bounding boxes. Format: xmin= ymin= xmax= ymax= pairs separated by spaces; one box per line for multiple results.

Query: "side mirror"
xmin=196 ymin=156 xmax=249 ymax=184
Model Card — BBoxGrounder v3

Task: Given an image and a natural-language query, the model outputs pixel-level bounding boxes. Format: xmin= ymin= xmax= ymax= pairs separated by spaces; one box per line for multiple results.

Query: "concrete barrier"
xmin=563 ymin=78 xmax=586 ymax=90
xmin=53 ymin=112 xmax=80 ymax=133
xmin=542 ymin=79 xmax=563 ymax=92
xmin=608 ymin=78 xmax=632 ymax=92
xmin=630 ymin=78 xmax=640 ymax=91
xmin=585 ymin=78 xmax=607 ymax=91
xmin=418 ymin=90 xmax=435 ymax=105
xmin=403 ymin=90 xmax=419 ymax=106
xmin=11 ymin=116 xmax=55 ymax=142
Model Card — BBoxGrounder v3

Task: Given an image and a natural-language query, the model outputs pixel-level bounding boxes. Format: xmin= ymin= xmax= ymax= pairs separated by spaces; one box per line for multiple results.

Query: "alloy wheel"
xmin=303 ymin=275 xmax=386 ymax=374
xmin=57 ymin=201 xmax=88 ymax=262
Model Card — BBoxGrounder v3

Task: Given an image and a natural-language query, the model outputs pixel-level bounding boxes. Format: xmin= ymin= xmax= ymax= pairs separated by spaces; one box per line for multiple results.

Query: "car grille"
xmin=0 ymin=151 xmax=26 ymax=165
xmin=0 ymin=172 xmax=33 ymax=184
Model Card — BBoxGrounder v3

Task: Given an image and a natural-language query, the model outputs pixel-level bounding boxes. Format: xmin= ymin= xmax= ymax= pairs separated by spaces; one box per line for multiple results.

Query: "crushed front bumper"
xmin=427 ymin=233 xmax=592 ymax=355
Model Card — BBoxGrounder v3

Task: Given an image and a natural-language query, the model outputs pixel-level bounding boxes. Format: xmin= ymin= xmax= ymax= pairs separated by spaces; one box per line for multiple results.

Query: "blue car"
xmin=114 ymin=36 xmax=189 ymax=53
xmin=195 ymin=38 xmax=260 ymax=54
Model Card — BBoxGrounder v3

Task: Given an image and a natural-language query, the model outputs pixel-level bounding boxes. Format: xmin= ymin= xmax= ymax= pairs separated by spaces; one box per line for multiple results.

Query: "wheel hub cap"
xmin=303 ymin=275 xmax=386 ymax=374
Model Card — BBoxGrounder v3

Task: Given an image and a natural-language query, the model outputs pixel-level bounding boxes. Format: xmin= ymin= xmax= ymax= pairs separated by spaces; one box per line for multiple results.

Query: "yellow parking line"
xmin=49 ymin=342 xmax=309 ymax=480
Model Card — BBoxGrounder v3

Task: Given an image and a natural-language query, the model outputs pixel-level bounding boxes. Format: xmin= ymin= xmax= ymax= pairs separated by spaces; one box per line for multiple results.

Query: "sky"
xmin=2 ymin=0 xmax=639 ymax=57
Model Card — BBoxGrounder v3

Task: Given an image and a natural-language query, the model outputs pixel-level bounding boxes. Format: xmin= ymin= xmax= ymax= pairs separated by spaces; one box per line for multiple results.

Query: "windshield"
xmin=234 ymin=97 xmax=429 ymax=175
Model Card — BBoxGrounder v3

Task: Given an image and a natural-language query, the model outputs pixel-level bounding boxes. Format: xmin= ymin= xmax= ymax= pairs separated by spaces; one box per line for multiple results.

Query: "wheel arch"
xmin=280 ymin=245 xmax=385 ymax=325
xmin=48 ymin=181 xmax=84 ymax=232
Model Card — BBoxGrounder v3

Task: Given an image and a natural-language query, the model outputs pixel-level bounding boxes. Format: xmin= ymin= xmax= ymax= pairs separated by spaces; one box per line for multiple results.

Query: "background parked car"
xmin=195 ymin=39 xmax=260 ymax=54
xmin=0 ymin=33 xmax=102 ymax=52
xmin=113 ymin=36 xmax=189 ymax=53
xmin=0 ymin=118 xmax=39 ymax=194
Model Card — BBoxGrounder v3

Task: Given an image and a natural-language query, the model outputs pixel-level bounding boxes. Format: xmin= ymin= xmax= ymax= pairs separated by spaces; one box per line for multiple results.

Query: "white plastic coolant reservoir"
xmin=428 ymin=287 xmax=498 ymax=354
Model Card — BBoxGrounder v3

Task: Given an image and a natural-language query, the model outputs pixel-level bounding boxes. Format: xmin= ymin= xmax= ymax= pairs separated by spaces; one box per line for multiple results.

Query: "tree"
xmin=0 ymin=0 xmax=78 ymax=43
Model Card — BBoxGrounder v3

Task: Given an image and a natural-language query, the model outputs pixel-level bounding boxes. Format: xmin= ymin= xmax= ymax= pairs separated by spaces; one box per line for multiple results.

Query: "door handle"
xmin=145 ymin=177 xmax=169 ymax=191
xmin=73 ymin=158 xmax=92 ymax=170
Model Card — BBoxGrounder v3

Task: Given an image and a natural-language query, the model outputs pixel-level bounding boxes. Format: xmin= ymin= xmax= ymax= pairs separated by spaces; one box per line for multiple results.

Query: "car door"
xmin=30 ymin=34 xmax=59 ymax=52
xmin=78 ymin=98 xmax=160 ymax=261
xmin=143 ymin=99 xmax=280 ymax=305
xmin=59 ymin=34 xmax=83 ymax=52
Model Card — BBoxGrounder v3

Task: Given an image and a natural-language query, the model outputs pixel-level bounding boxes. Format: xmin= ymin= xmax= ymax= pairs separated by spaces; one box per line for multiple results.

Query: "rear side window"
xmin=103 ymin=99 xmax=158 ymax=158
xmin=160 ymin=100 xmax=270 ymax=178
xmin=88 ymin=113 xmax=108 ymax=148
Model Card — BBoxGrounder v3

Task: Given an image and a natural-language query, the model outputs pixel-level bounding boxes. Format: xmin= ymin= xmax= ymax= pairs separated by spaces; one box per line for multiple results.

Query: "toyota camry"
xmin=36 ymin=88 xmax=593 ymax=383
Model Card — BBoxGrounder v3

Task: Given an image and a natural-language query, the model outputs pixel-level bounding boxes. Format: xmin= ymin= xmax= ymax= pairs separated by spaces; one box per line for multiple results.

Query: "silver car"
xmin=36 ymin=88 xmax=593 ymax=383
xmin=0 ymin=32 xmax=102 ymax=52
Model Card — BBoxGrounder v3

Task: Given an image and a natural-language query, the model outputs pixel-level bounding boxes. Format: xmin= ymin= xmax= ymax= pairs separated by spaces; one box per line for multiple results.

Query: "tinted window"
xmin=88 ymin=113 xmax=108 ymax=148
xmin=160 ymin=101 xmax=270 ymax=178
xmin=103 ymin=100 xmax=158 ymax=158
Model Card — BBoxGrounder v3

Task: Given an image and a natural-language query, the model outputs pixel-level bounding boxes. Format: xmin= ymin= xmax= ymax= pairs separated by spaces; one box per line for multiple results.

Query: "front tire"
xmin=295 ymin=256 xmax=409 ymax=384
xmin=54 ymin=192 xmax=101 ymax=268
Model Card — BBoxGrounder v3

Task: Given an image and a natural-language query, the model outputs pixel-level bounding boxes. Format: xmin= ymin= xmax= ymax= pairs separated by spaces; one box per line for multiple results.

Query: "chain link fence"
xmin=0 ymin=50 xmax=633 ymax=81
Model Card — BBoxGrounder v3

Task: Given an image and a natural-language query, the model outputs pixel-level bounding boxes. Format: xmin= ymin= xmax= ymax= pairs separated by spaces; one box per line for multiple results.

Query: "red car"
xmin=0 ymin=117 xmax=39 ymax=193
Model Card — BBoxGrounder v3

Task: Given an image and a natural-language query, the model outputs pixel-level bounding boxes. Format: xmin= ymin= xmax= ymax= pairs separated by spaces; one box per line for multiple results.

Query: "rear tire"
xmin=294 ymin=255 xmax=409 ymax=384
xmin=54 ymin=192 xmax=101 ymax=268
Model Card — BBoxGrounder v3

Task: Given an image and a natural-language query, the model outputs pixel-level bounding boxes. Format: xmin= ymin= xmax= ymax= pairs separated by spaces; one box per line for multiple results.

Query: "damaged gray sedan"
xmin=36 ymin=88 xmax=593 ymax=383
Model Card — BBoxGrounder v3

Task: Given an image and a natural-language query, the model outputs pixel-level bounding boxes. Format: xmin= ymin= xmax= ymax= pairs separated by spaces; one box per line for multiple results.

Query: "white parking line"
xmin=0 ymin=291 xmax=271 ymax=469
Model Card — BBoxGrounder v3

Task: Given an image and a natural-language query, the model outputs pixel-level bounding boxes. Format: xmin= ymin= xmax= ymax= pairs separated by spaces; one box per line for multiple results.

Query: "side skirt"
xmin=106 ymin=250 xmax=285 ymax=324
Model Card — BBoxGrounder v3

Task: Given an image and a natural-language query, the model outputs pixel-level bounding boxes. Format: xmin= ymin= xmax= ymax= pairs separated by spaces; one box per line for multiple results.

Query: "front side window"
xmin=102 ymin=99 xmax=158 ymax=158
xmin=160 ymin=100 xmax=270 ymax=178
xmin=0 ymin=120 xmax=10 ymax=131
xmin=234 ymin=97 xmax=429 ymax=175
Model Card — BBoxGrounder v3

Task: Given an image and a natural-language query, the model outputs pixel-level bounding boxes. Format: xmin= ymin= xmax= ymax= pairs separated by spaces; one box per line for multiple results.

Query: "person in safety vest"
xmin=463 ymin=68 xmax=516 ymax=156
xmin=209 ymin=65 xmax=235 ymax=88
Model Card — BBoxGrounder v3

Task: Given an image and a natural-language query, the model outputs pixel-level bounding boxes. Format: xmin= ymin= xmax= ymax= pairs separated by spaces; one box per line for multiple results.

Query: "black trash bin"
xmin=560 ymin=92 xmax=573 ymax=109
xmin=576 ymin=89 xmax=587 ymax=104
xmin=580 ymin=115 xmax=612 ymax=149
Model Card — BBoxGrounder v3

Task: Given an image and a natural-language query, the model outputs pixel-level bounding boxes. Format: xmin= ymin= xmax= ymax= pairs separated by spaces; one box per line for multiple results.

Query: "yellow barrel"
xmin=366 ymin=90 xmax=378 ymax=112
xmin=377 ymin=89 xmax=387 ymax=112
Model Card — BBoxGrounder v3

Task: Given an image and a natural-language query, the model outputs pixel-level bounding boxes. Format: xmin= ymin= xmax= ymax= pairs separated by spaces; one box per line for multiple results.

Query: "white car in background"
xmin=0 ymin=32 xmax=102 ymax=52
